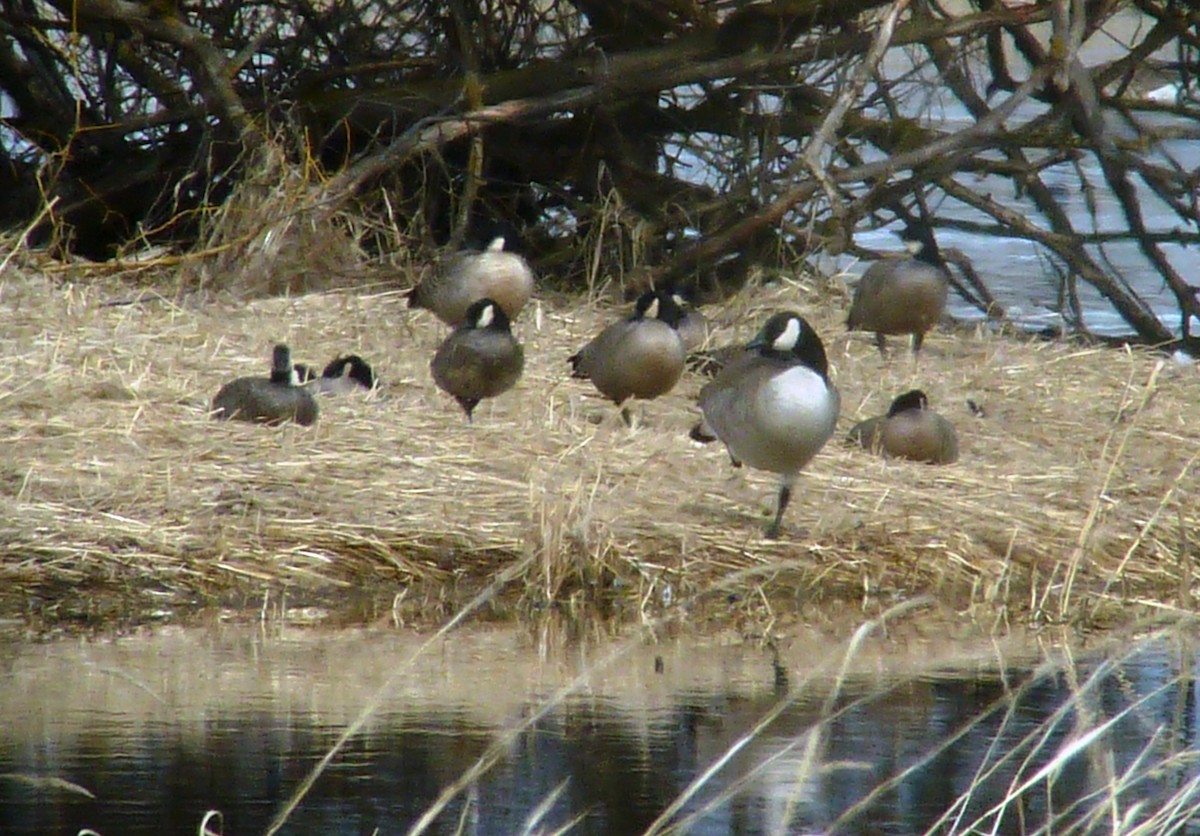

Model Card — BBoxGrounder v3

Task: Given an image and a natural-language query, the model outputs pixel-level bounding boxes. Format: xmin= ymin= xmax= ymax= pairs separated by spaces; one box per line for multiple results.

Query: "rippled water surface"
xmin=1 ymin=625 xmax=1197 ymax=834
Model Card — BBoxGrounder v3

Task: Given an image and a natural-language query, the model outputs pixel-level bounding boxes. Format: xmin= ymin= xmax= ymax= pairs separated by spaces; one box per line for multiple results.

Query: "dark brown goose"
xmin=211 ymin=344 xmax=318 ymax=426
xmin=847 ymin=220 xmax=950 ymax=356
xmin=408 ymin=237 xmax=535 ymax=326
xmin=846 ymin=389 xmax=958 ymax=464
xmin=431 ymin=297 xmax=524 ymax=421
xmin=306 ymin=354 xmax=377 ymax=396
xmin=670 ymin=290 xmax=710 ymax=352
xmin=569 ymin=290 xmax=686 ymax=425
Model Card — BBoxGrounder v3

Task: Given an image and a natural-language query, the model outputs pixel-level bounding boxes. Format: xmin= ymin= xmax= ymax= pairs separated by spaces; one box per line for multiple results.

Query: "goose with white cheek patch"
xmin=691 ymin=312 xmax=840 ymax=538
xmin=408 ymin=237 xmax=535 ymax=326
xmin=670 ymin=289 xmax=710 ymax=352
xmin=307 ymin=354 xmax=377 ymax=396
xmin=431 ymin=297 xmax=525 ymax=421
xmin=211 ymin=344 xmax=319 ymax=427
xmin=846 ymin=389 xmax=958 ymax=464
xmin=568 ymin=290 xmax=686 ymax=426
xmin=847 ymin=220 xmax=950 ymax=356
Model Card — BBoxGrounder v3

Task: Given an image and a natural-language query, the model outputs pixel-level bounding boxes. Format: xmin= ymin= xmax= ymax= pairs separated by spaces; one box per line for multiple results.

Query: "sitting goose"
xmin=691 ymin=312 xmax=839 ymax=538
xmin=211 ymin=344 xmax=318 ymax=426
xmin=569 ymin=290 xmax=686 ymax=425
xmin=301 ymin=354 xmax=377 ymax=396
xmin=431 ymin=297 xmax=525 ymax=421
xmin=408 ymin=237 xmax=535 ymax=326
xmin=847 ymin=220 xmax=950 ymax=356
xmin=846 ymin=389 xmax=958 ymax=464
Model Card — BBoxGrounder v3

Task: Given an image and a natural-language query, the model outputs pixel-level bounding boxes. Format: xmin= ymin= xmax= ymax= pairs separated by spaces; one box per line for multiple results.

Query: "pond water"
xmin=820 ymin=6 xmax=1200 ymax=339
xmin=1 ymin=625 xmax=1197 ymax=835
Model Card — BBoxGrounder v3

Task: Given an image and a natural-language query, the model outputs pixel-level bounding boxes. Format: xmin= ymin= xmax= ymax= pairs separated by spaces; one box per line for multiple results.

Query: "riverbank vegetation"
xmin=1 ymin=245 xmax=1195 ymax=632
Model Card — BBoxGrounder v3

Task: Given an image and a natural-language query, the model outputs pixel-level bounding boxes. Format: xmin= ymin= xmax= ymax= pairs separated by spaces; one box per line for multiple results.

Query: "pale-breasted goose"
xmin=691 ymin=312 xmax=839 ymax=538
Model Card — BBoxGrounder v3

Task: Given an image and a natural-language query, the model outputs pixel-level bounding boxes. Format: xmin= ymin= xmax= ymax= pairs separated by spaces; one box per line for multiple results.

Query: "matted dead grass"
xmin=1 ymin=248 xmax=1197 ymax=630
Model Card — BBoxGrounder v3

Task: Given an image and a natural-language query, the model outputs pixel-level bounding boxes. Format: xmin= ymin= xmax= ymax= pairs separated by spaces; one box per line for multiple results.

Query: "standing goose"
xmin=846 ymin=389 xmax=958 ymax=464
xmin=847 ymin=220 xmax=950 ymax=356
xmin=431 ymin=297 xmax=525 ymax=421
xmin=408 ymin=236 xmax=535 ymax=326
xmin=307 ymin=354 xmax=377 ymax=396
xmin=569 ymin=290 xmax=686 ymax=425
xmin=691 ymin=312 xmax=840 ymax=538
xmin=211 ymin=344 xmax=319 ymax=426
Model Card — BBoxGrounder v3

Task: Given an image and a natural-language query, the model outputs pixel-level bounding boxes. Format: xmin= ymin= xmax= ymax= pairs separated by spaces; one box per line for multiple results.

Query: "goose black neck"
xmin=914 ymin=243 xmax=943 ymax=267
xmin=758 ymin=338 xmax=828 ymax=379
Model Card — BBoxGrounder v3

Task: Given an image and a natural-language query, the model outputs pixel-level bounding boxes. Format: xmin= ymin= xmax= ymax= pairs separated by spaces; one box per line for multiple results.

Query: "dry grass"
xmin=1 ymin=241 xmax=1197 ymax=630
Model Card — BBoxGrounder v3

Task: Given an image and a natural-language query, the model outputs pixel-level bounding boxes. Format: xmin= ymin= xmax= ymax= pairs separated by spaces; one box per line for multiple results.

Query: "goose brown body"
xmin=847 ymin=389 xmax=958 ymax=464
xmin=847 ymin=221 xmax=950 ymax=355
xmin=211 ymin=345 xmax=319 ymax=426
xmin=569 ymin=291 xmax=686 ymax=407
xmin=409 ymin=237 xmax=534 ymax=326
xmin=431 ymin=298 xmax=524 ymax=420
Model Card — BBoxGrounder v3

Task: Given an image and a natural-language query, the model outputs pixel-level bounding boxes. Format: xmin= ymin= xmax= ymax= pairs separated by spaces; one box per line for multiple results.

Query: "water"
xmin=821 ymin=7 xmax=1200 ymax=338
xmin=1 ymin=626 xmax=1197 ymax=835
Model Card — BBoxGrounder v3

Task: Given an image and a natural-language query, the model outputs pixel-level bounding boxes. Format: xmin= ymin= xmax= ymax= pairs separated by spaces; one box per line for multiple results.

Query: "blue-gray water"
xmin=820 ymin=8 xmax=1200 ymax=338
xmin=1 ymin=626 xmax=1197 ymax=835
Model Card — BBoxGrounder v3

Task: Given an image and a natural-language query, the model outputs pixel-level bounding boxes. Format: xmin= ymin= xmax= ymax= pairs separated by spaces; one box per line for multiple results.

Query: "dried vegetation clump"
xmin=1 ymin=243 xmax=1197 ymax=631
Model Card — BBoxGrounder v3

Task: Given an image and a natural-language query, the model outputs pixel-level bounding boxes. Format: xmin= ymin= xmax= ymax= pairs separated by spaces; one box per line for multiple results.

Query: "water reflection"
xmin=0 ymin=627 xmax=1196 ymax=834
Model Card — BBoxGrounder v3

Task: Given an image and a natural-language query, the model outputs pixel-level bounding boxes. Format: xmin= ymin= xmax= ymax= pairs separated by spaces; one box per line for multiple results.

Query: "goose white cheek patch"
xmin=477 ymin=304 xmax=496 ymax=329
xmin=772 ymin=317 xmax=800 ymax=352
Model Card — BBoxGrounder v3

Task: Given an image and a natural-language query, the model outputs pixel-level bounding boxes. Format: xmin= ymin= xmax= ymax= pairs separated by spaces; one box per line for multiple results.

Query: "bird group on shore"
xmin=210 ymin=220 xmax=961 ymax=538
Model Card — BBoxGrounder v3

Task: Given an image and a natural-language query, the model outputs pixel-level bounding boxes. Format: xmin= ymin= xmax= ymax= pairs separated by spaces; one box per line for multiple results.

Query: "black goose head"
xmin=898 ymin=221 xmax=943 ymax=267
xmin=887 ymin=389 xmax=930 ymax=417
xmin=746 ymin=312 xmax=829 ymax=379
xmin=668 ymin=285 xmax=697 ymax=310
xmin=293 ymin=363 xmax=316 ymax=384
xmin=632 ymin=290 xmax=683 ymax=328
xmin=464 ymin=297 xmax=513 ymax=332
xmin=321 ymin=354 xmax=376 ymax=390
xmin=270 ymin=344 xmax=297 ymax=385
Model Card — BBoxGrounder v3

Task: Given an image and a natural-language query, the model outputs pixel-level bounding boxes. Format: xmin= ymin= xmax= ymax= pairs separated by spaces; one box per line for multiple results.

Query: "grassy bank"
xmin=1 ymin=247 xmax=1196 ymax=632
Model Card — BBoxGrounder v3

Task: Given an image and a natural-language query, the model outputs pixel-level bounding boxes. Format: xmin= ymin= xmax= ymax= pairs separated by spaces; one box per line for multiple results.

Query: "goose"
xmin=211 ymin=344 xmax=318 ymax=426
xmin=569 ymin=290 xmax=686 ymax=425
xmin=431 ymin=297 xmax=525 ymax=420
xmin=691 ymin=312 xmax=839 ymax=538
xmin=847 ymin=220 xmax=950 ymax=356
xmin=670 ymin=289 xmax=710 ymax=352
xmin=846 ymin=389 xmax=958 ymax=464
xmin=308 ymin=354 xmax=377 ymax=396
xmin=408 ymin=236 xmax=534 ymax=326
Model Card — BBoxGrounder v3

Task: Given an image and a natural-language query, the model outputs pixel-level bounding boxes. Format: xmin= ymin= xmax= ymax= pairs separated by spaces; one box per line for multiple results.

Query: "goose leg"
xmin=617 ymin=399 xmax=634 ymax=428
xmin=911 ymin=331 xmax=925 ymax=355
xmin=766 ymin=474 xmax=796 ymax=539
xmin=874 ymin=332 xmax=888 ymax=356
